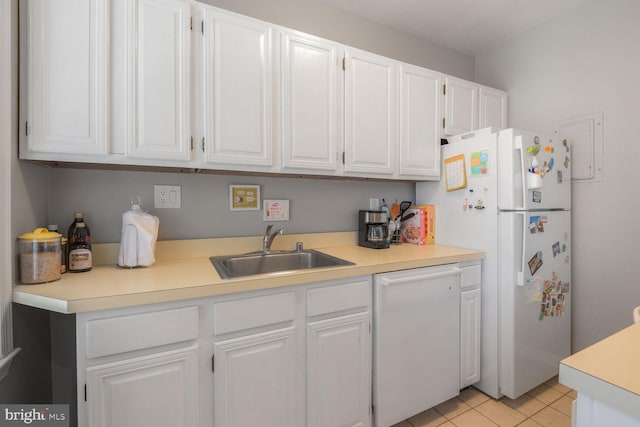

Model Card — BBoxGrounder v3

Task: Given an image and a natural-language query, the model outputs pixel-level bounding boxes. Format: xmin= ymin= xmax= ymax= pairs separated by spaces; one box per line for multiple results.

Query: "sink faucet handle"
xmin=262 ymin=225 xmax=284 ymax=253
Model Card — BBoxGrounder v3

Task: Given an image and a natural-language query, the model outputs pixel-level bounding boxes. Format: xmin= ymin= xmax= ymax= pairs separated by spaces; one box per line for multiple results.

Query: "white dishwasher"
xmin=373 ymin=264 xmax=461 ymax=427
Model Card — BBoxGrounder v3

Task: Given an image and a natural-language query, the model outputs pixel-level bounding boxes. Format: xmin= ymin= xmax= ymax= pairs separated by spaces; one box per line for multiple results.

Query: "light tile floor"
xmin=392 ymin=376 xmax=575 ymax=427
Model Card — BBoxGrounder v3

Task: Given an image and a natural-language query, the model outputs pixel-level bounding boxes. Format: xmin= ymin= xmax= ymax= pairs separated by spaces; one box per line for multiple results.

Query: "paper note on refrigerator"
xmin=469 ymin=150 xmax=489 ymax=177
xmin=444 ymin=154 xmax=466 ymax=191
xmin=524 ymin=278 xmax=542 ymax=304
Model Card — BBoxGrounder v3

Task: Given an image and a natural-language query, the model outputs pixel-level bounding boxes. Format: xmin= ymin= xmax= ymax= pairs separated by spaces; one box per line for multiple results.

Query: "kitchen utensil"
xmin=390 ymin=200 xmax=400 ymax=218
xmin=400 ymin=212 xmax=416 ymax=222
xmin=398 ymin=201 xmax=412 ymax=218
xmin=387 ymin=218 xmax=398 ymax=243
xmin=392 ymin=201 xmax=413 ymax=221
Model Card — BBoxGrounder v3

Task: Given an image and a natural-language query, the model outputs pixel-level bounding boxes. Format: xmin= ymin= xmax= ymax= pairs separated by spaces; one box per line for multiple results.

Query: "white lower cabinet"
xmin=306 ymin=278 xmax=372 ymax=427
xmin=460 ymin=262 xmax=482 ymax=389
xmin=63 ymin=266 xmax=481 ymax=427
xmin=307 ymin=314 xmax=370 ymax=427
xmin=460 ymin=288 xmax=481 ymax=388
xmin=86 ymin=347 xmax=198 ymax=427
xmin=211 ymin=277 xmax=371 ymax=427
xmin=75 ymin=304 xmax=201 ymax=427
xmin=210 ymin=290 xmax=297 ymax=427
xmin=213 ymin=328 xmax=296 ymax=427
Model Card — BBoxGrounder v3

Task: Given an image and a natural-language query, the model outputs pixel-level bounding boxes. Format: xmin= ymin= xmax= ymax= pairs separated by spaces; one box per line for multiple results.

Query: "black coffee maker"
xmin=358 ymin=210 xmax=390 ymax=249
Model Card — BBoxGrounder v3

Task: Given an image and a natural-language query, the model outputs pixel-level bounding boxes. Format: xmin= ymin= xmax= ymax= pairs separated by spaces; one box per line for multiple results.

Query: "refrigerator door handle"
xmin=514 ymin=137 xmax=527 ymax=210
xmin=516 ymin=212 xmax=526 ymax=286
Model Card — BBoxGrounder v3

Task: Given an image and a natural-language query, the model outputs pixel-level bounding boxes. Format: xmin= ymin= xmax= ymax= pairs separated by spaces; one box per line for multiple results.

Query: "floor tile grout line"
xmin=399 ymin=381 xmax=574 ymax=427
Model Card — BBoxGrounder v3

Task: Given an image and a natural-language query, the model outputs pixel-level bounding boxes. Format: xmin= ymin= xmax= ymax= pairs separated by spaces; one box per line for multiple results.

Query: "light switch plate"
xmin=154 ymin=185 xmax=181 ymax=208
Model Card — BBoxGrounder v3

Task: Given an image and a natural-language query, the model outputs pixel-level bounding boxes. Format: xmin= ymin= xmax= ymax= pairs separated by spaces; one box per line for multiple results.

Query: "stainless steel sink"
xmin=210 ymin=249 xmax=354 ymax=279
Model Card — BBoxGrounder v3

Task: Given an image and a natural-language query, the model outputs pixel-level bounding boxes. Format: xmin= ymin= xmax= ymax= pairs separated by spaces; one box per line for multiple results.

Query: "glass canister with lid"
xmin=18 ymin=227 xmax=62 ymax=284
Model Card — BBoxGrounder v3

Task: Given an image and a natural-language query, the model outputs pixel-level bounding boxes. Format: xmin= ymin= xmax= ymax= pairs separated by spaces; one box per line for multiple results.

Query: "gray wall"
xmin=2 ymin=0 xmax=52 ymax=403
xmin=475 ymin=0 xmax=640 ymax=351
xmin=47 ymin=168 xmax=415 ymax=243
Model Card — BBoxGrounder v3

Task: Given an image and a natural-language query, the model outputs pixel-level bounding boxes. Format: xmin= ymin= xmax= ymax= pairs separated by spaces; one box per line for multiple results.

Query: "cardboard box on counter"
xmin=400 ymin=205 xmax=435 ymax=245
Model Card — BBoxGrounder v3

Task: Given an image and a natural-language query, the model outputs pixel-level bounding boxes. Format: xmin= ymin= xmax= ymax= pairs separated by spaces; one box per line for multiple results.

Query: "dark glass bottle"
xmin=68 ymin=212 xmax=92 ymax=272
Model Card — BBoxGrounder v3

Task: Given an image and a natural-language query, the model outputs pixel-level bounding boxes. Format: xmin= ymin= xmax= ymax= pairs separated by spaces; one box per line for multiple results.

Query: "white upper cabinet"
xmin=443 ymin=75 xmax=479 ymax=136
xmin=443 ymin=76 xmax=509 ymax=137
xmin=399 ymin=64 xmax=442 ymax=179
xmin=20 ymin=1 xmax=506 ymax=180
xmin=479 ymin=85 xmax=509 ymax=130
xmin=200 ymin=7 xmax=274 ymax=169
xmin=280 ymin=31 xmax=341 ymax=174
xmin=344 ymin=48 xmax=397 ymax=177
xmin=124 ymin=0 xmax=192 ymax=161
xmin=21 ymin=0 xmax=109 ymax=157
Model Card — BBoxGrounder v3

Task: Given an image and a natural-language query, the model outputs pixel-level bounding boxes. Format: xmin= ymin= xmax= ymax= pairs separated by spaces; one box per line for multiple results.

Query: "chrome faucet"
xmin=262 ymin=225 xmax=284 ymax=253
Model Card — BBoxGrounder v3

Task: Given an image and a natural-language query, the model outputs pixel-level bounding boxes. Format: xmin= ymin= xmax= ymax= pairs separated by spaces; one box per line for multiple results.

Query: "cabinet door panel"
xmin=281 ymin=32 xmax=339 ymax=172
xmin=23 ymin=0 xmax=108 ymax=155
xmin=399 ymin=65 xmax=442 ymax=179
xmin=460 ymin=288 xmax=481 ymax=388
xmin=203 ymin=10 xmax=273 ymax=167
xmin=86 ymin=347 xmax=198 ymax=427
xmin=444 ymin=76 xmax=478 ymax=136
xmin=214 ymin=328 xmax=296 ymax=427
xmin=128 ymin=0 xmax=191 ymax=160
xmin=307 ymin=313 xmax=371 ymax=427
xmin=479 ymin=86 xmax=508 ymax=130
xmin=344 ymin=49 xmax=396 ymax=176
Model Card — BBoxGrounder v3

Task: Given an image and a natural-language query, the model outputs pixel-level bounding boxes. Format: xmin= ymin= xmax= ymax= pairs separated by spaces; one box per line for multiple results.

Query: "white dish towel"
xmin=118 ymin=205 xmax=159 ymax=268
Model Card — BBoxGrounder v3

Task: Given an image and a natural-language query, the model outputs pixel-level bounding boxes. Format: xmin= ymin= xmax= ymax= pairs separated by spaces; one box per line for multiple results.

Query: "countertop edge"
xmin=13 ymin=245 xmax=484 ymax=314
xmin=559 ymin=362 xmax=640 ymax=420
xmin=559 ymin=323 xmax=640 ymax=420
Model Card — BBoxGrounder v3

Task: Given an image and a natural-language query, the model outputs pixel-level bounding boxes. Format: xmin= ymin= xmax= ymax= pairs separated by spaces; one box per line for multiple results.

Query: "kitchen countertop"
xmin=559 ymin=322 xmax=640 ymax=420
xmin=12 ymin=232 xmax=484 ymax=314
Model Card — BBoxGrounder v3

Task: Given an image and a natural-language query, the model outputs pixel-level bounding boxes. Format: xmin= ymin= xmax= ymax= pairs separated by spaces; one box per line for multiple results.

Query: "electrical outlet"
xmin=154 ymin=185 xmax=181 ymax=208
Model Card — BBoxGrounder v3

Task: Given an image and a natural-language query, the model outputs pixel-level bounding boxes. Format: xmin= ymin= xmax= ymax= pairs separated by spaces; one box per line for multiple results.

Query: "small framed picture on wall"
xmin=229 ymin=185 xmax=260 ymax=211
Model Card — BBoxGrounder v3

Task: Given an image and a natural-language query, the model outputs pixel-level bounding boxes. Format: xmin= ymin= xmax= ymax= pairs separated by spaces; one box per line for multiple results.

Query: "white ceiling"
xmin=315 ymin=0 xmax=595 ymax=55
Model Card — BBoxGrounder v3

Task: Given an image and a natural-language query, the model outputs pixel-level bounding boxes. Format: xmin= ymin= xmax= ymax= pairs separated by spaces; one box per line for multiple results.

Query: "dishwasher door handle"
xmin=378 ymin=267 xmax=462 ymax=287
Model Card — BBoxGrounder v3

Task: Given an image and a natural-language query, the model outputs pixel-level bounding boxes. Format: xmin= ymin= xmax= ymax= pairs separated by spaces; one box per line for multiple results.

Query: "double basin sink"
xmin=211 ymin=249 xmax=354 ymax=279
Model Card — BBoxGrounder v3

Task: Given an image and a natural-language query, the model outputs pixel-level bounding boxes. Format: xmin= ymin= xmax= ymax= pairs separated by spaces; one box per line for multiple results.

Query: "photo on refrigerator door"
xmin=528 ymin=215 xmax=545 ymax=233
xmin=523 ymin=213 xmax=571 ymax=322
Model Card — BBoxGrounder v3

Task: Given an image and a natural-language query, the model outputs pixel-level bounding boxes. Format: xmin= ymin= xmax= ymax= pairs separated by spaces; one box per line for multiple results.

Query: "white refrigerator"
xmin=416 ymin=128 xmax=572 ymax=399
